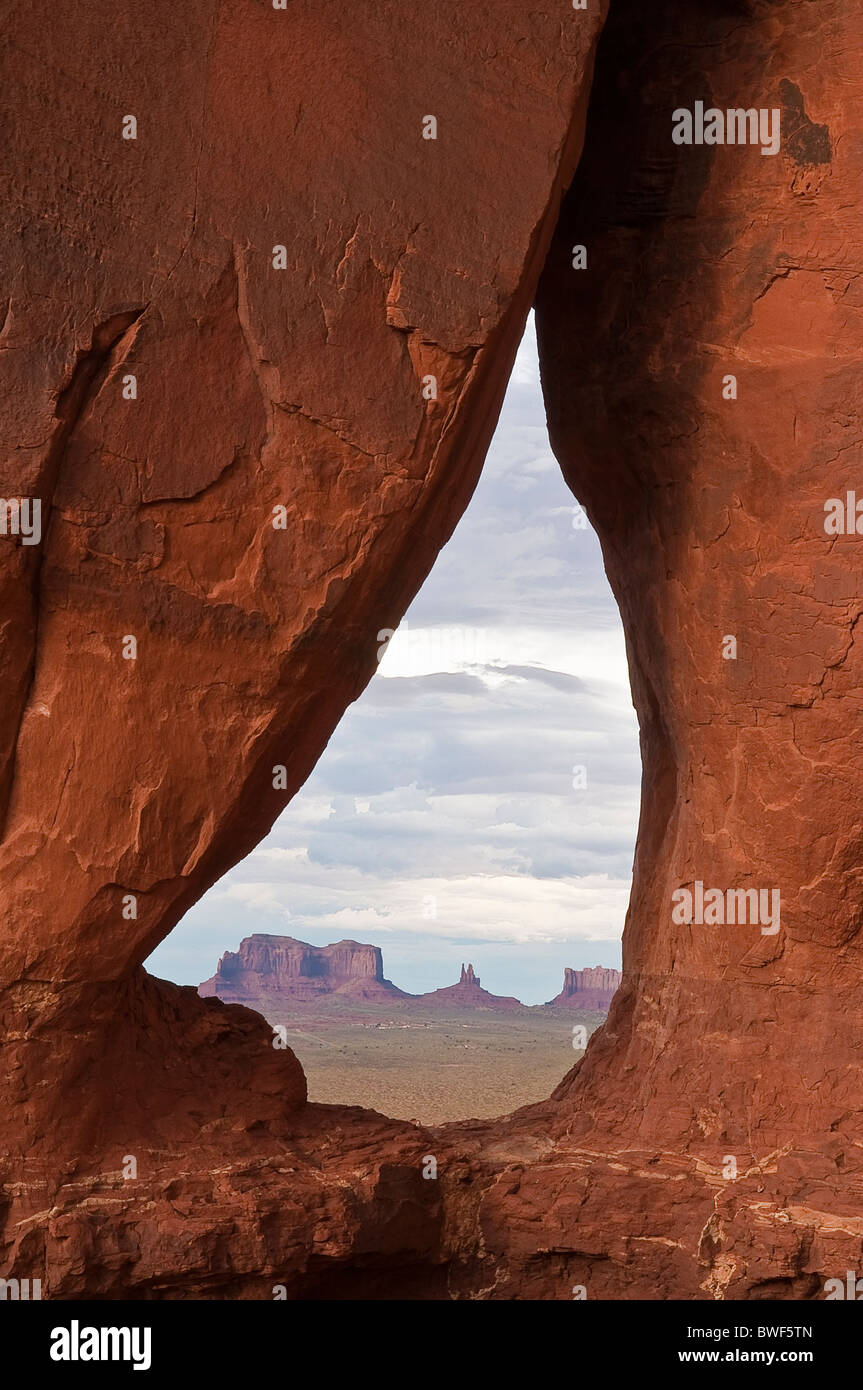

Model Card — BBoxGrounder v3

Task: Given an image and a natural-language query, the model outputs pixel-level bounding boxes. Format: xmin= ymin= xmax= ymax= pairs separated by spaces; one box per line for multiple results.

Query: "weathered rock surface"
xmin=4 ymin=0 xmax=860 ymax=1303
xmin=546 ymin=966 xmax=620 ymax=1011
xmin=199 ymin=934 xmax=407 ymax=1004
xmin=0 ymin=0 xmax=611 ymax=1299
xmin=528 ymin=0 xmax=863 ymax=1298
xmin=0 ymin=0 xmax=602 ymax=991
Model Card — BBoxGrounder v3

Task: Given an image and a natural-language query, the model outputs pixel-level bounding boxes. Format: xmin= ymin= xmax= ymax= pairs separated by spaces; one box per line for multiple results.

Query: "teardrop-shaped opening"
xmin=148 ymin=313 xmax=640 ymax=1125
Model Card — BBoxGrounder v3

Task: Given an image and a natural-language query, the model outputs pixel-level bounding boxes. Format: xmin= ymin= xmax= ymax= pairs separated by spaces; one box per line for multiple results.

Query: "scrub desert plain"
xmin=290 ymin=1011 xmax=591 ymax=1126
xmin=3 ymin=0 xmax=863 ymax=1305
xmin=199 ymin=937 xmax=620 ymax=1123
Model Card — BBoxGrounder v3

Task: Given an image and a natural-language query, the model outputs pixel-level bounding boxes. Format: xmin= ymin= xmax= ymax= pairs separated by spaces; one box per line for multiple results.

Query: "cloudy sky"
xmin=148 ymin=315 xmax=641 ymax=1004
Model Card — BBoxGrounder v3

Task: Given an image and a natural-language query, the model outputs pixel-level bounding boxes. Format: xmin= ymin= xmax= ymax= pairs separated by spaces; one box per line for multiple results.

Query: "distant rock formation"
xmin=199 ymin=935 xmax=408 ymax=1005
xmin=415 ymin=962 xmax=523 ymax=1012
xmin=200 ymin=939 xmax=618 ymax=1014
xmin=547 ymin=966 xmax=621 ymax=1012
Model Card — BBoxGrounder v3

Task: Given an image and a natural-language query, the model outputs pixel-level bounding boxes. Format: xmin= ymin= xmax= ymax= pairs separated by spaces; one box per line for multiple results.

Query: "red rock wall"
xmin=491 ymin=0 xmax=863 ymax=1298
xmin=5 ymin=0 xmax=861 ymax=1302
xmin=537 ymin=0 xmax=862 ymax=1162
xmin=0 ymin=0 xmax=609 ymax=1298
xmin=0 ymin=0 xmax=605 ymax=992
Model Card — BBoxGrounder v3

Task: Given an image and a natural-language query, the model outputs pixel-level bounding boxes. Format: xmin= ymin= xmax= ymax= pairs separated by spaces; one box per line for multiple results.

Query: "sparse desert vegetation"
xmin=259 ymin=999 xmax=606 ymax=1124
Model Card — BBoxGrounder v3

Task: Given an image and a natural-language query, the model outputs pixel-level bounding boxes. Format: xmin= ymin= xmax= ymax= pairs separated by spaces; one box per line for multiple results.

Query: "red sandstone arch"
xmin=1 ymin=0 xmax=858 ymax=1299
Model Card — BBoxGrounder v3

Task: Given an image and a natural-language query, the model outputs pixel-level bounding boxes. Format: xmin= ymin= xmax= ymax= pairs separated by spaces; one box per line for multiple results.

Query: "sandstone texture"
xmin=0 ymin=0 xmax=601 ymax=992
xmin=0 ymin=0 xmax=610 ymax=1298
xmin=199 ymin=935 xmax=407 ymax=1004
xmin=4 ymin=0 xmax=860 ymax=1302
xmin=528 ymin=0 xmax=863 ymax=1297
xmin=546 ymin=966 xmax=620 ymax=1011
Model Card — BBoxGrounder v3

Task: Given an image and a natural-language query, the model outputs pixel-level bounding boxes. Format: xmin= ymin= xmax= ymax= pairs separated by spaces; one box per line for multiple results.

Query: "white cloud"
xmin=149 ymin=314 xmax=640 ymax=1003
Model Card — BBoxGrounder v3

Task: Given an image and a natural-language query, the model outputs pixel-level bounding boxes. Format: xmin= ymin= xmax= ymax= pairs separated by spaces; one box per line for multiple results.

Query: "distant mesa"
xmin=546 ymin=965 xmax=621 ymax=1012
xmin=198 ymin=934 xmax=620 ymax=1013
xmin=198 ymin=934 xmax=408 ymax=1004
xmin=414 ymin=962 xmax=523 ymax=1012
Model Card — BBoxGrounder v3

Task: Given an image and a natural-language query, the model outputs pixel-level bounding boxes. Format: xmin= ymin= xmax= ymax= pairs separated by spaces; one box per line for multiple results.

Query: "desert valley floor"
xmin=259 ymin=1000 xmax=606 ymax=1124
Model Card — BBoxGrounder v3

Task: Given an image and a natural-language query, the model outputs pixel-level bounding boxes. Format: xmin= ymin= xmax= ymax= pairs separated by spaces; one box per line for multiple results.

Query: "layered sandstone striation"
xmin=546 ymin=966 xmax=620 ymax=1012
xmin=199 ymin=935 xmax=407 ymax=1004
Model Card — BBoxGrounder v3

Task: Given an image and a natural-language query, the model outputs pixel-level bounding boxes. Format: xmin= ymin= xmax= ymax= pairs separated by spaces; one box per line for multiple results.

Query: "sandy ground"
xmin=259 ymin=999 xmax=606 ymax=1124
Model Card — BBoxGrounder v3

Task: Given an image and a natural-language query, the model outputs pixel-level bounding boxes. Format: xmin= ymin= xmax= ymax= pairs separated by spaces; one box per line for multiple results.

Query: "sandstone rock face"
xmin=547 ymin=966 xmax=620 ymax=1011
xmin=0 ymin=0 xmax=604 ymax=994
xmin=199 ymin=935 xmax=406 ymax=1004
xmin=0 ymin=0 xmax=609 ymax=1297
xmin=537 ymin=0 xmax=859 ymax=1153
xmin=415 ymin=962 xmax=523 ymax=1012
xmin=524 ymin=0 xmax=863 ymax=1297
xmin=6 ymin=0 xmax=859 ymax=1304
